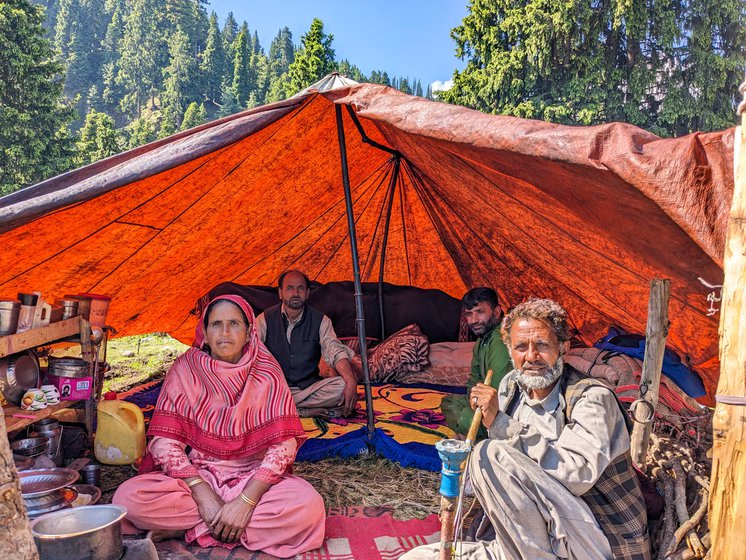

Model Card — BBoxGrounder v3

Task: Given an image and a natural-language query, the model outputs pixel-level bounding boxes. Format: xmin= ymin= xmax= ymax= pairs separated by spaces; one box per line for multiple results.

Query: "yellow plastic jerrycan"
xmin=94 ymin=392 xmax=146 ymax=465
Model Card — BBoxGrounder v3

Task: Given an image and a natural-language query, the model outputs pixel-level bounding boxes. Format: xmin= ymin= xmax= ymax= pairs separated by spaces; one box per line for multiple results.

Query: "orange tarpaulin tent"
xmin=0 ymin=81 xmax=733 ymax=405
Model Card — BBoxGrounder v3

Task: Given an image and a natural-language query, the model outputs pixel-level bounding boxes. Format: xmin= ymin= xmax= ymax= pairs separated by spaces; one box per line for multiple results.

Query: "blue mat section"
xmin=296 ymin=427 xmax=441 ymax=472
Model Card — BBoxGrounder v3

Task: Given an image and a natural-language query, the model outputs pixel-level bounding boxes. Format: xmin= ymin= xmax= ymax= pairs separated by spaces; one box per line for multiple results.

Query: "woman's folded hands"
xmin=209 ymin=495 xmax=256 ymax=543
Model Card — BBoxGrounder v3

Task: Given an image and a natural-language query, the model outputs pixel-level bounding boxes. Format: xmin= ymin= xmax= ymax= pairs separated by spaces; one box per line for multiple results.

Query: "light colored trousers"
xmin=401 ymin=440 xmax=612 ymax=560
xmin=290 ymin=376 xmax=345 ymax=409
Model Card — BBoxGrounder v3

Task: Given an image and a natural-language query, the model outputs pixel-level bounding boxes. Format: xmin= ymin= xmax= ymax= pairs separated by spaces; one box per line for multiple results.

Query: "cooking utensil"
xmin=48 ymin=357 xmax=91 ymax=378
xmin=13 ymin=453 xmax=35 ymax=471
xmin=31 ymin=505 xmax=127 ymax=560
xmin=54 ymin=299 xmax=79 ymax=320
xmin=0 ymin=350 xmax=40 ymax=404
xmin=11 ymin=437 xmax=50 ymax=457
xmin=0 ymin=299 xmax=21 ymax=335
xmin=20 ymin=468 xmax=80 ymax=498
xmin=71 ymin=484 xmax=101 ymax=507
xmin=25 ymin=487 xmax=78 ymax=519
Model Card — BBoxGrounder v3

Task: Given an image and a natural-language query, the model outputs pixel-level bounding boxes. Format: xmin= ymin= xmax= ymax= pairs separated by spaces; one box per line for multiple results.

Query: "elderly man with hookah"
xmin=402 ymin=298 xmax=650 ymax=560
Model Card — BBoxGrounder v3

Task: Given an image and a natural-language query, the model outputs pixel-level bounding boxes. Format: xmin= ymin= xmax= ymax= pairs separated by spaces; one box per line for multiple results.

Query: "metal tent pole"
xmin=378 ymin=156 xmax=401 ymax=340
xmin=335 ymin=104 xmax=376 ymax=441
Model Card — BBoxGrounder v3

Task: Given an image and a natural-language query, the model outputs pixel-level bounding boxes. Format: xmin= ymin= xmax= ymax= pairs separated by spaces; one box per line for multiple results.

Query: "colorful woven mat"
xmin=120 ymin=381 xmax=460 ymax=471
xmin=150 ymin=506 xmax=439 ymax=560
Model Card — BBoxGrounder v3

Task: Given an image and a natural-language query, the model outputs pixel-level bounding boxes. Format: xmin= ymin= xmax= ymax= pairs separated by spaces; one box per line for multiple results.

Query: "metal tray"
xmin=20 ymin=468 xmax=79 ymax=498
xmin=26 ymin=487 xmax=77 ymax=519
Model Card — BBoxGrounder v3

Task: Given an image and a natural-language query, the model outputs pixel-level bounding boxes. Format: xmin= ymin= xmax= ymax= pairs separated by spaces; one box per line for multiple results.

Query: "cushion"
xmin=366 ymin=324 xmax=429 ymax=383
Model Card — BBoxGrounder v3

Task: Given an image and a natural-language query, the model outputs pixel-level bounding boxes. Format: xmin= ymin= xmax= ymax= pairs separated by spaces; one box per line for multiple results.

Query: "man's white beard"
xmin=515 ymin=355 xmax=564 ymax=391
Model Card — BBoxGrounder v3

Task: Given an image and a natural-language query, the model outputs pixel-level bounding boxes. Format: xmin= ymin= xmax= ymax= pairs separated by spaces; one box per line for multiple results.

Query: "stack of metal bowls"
xmin=19 ymin=468 xmax=80 ymax=519
xmin=11 ymin=436 xmax=50 ymax=460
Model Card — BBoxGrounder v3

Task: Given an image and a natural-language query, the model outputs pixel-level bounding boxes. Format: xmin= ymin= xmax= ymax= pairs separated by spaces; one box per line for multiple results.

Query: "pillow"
xmin=366 ymin=324 xmax=429 ymax=383
xmin=338 ymin=336 xmax=379 ymax=354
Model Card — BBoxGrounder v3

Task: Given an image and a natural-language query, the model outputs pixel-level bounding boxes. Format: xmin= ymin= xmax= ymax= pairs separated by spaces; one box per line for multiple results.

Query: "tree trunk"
xmin=0 ymin=416 xmax=39 ymax=559
xmin=708 ymin=106 xmax=746 ymax=559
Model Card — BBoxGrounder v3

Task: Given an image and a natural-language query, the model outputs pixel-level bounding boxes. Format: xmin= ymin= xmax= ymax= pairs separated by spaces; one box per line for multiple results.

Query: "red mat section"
xmin=152 ymin=506 xmax=439 ymax=559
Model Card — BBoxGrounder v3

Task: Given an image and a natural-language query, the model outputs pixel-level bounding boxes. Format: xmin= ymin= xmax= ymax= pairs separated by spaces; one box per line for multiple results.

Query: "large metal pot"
xmin=30 ymin=504 xmax=127 ymax=560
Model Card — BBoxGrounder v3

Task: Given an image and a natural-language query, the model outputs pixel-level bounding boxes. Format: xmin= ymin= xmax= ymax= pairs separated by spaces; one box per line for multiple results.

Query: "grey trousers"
xmin=400 ymin=440 xmax=612 ymax=560
xmin=290 ymin=377 xmax=345 ymax=409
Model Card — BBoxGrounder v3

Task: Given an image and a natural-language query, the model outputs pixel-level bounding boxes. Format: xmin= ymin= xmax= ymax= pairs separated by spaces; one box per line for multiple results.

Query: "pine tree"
xmin=414 ymin=79 xmax=423 ymax=97
xmin=222 ymin=12 xmax=238 ymax=74
xmin=126 ymin=114 xmax=157 ymax=148
xmin=217 ymin=86 xmax=241 ymax=117
xmin=54 ymin=0 xmax=109 ymax=123
xmin=443 ymin=0 xmax=745 ymax=135
xmin=75 ymin=108 xmax=121 ymax=165
xmin=116 ymin=0 xmax=167 ymax=118
xmin=100 ymin=0 xmax=126 ymax=113
xmin=180 ymin=101 xmax=206 ymax=130
xmin=0 ymin=0 xmax=75 ymax=194
xmin=398 ymin=77 xmax=412 ymax=94
xmin=425 ymin=83 xmax=433 ymax=100
xmin=201 ymin=11 xmax=225 ymax=103
xmin=267 ymin=26 xmax=294 ymax=80
xmin=336 ymin=59 xmax=364 ymax=81
xmin=369 ymin=70 xmax=390 ymax=86
xmin=230 ymin=23 xmax=250 ymax=106
xmin=161 ymin=29 xmax=199 ymax=131
xmin=287 ymin=18 xmax=335 ymax=93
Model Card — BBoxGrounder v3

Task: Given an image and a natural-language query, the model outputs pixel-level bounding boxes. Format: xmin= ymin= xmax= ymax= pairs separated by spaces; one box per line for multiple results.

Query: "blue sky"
xmin=211 ymin=1 xmax=468 ymax=90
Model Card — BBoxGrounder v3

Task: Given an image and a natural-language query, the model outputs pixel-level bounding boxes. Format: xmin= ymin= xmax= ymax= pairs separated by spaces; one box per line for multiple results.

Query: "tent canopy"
xmin=0 ymin=81 xmax=733 ymax=404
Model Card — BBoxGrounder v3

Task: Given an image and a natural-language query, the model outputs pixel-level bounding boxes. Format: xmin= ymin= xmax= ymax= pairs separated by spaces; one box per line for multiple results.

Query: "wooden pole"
xmin=0 ymin=418 xmax=39 ymax=559
xmin=630 ymin=279 xmax=670 ymax=467
xmin=709 ymin=103 xmax=746 ymax=559
xmin=438 ymin=370 xmax=493 ymax=560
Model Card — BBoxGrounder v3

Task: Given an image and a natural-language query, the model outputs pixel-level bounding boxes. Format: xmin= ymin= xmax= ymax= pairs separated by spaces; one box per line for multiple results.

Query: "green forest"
xmin=1 ymin=0 xmax=744 ymax=195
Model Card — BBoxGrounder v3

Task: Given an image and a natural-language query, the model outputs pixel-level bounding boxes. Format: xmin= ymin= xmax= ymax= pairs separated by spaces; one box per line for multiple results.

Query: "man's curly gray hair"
xmin=500 ymin=298 xmax=570 ymax=345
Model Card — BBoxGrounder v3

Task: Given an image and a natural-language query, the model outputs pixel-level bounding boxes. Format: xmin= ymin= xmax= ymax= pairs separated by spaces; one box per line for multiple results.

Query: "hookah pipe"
xmin=436 ymin=369 xmax=493 ymax=560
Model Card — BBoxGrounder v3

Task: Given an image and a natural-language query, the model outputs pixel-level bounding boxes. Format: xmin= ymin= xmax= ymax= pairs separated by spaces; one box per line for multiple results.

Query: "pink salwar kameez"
xmin=112 ymin=295 xmax=325 ymax=558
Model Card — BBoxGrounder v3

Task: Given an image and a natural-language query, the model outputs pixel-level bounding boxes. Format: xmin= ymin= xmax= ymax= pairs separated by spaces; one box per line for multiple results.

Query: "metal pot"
xmin=31 ymin=504 xmax=127 ymax=560
xmin=0 ymin=350 xmax=40 ymax=404
xmin=48 ymin=357 xmax=90 ymax=379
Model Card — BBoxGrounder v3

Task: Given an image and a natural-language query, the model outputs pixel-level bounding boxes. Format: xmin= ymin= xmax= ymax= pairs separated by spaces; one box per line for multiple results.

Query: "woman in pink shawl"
xmin=113 ymin=295 xmax=325 ymax=557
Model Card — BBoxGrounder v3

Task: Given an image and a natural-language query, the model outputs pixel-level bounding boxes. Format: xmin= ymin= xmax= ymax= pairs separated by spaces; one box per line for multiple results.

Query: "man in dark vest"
xmin=402 ymin=298 xmax=650 ymax=560
xmin=255 ymin=270 xmax=358 ymax=418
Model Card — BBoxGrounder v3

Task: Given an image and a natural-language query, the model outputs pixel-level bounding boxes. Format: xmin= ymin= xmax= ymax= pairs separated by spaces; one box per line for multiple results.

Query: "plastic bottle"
xmin=94 ymin=392 xmax=146 ymax=465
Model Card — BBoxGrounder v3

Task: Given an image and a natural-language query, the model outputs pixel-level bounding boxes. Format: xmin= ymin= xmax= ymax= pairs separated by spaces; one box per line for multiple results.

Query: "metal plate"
xmin=0 ymin=351 xmax=40 ymax=404
xmin=25 ymin=487 xmax=73 ymax=509
xmin=26 ymin=487 xmax=77 ymax=519
xmin=13 ymin=453 xmax=35 ymax=471
xmin=20 ymin=468 xmax=79 ymax=498
xmin=71 ymin=484 xmax=101 ymax=507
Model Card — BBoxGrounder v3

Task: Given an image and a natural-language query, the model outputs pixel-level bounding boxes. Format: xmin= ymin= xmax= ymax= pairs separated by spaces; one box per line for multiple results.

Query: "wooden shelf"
xmin=0 ymin=317 xmax=85 ymax=359
xmin=3 ymin=400 xmax=83 ymax=433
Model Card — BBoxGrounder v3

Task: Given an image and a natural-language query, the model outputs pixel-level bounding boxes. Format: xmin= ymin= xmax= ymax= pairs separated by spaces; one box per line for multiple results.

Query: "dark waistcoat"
xmin=504 ymin=366 xmax=651 ymax=560
xmin=263 ymin=303 xmax=323 ymax=389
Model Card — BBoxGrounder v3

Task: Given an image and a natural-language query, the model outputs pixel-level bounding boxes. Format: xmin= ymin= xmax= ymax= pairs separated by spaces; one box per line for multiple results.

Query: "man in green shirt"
xmin=441 ymin=287 xmax=511 ymax=437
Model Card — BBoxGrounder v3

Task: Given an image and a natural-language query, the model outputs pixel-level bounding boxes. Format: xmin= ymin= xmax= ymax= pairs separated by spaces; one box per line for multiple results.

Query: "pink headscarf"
xmin=147 ymin=295 xmax=304 ymax=460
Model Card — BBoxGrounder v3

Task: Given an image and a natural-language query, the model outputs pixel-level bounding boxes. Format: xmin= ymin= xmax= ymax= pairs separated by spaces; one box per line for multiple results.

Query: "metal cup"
xmin=0 ymin=299 xmax=20 ymax=335
xmin=80 ymin=464 xmax=101 ymax=487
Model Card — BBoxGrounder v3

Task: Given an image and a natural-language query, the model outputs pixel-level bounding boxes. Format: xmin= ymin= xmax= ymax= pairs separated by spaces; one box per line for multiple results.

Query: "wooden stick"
xmin=438 ymin=370 xmax=493 ymax=560
xmin=709 ymin=92 xmax=746 ymax=560
xmin=465 ymin=370 xmax=494 ymax=446
xmin=630 ymin=279 xmax=670 ymax=467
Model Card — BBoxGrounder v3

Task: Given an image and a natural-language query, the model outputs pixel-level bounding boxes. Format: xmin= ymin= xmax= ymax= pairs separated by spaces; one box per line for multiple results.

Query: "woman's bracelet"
xmin=186 ymin=478 xmax=205 ymax=489
xmin=239 ymin=493 xmax=258 ymax=508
